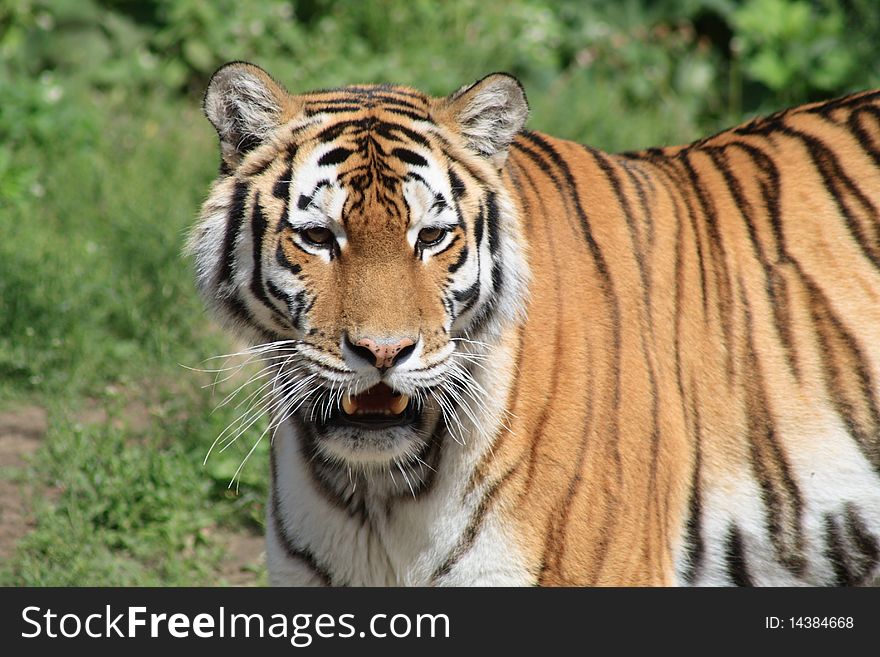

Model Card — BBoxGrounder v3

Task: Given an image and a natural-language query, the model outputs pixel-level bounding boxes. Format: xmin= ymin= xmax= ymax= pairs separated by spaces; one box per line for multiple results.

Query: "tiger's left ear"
xmin=439 ymin=73 xmax=529 ymax=168
xmin=203 ymin=61 xmax=299 ymax=170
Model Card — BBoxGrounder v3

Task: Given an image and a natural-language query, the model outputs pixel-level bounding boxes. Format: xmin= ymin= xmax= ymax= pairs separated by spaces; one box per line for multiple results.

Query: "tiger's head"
xmin=189 ymin=62 xmax=529 ymax=468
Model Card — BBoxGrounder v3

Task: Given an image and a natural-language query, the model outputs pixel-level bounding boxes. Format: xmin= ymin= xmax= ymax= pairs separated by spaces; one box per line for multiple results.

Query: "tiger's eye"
xmin=417 ymin=227 xmax=446 ymax=245
xmin=302 ymin=227 xmax=334 ymax=245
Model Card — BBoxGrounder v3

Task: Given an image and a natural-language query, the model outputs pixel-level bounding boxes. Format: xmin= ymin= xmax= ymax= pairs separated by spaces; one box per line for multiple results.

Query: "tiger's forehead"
xmin=297 ymin=83 xmax=433 ymax=121
xmin=277 ymin=88 xmax=452 ymax=230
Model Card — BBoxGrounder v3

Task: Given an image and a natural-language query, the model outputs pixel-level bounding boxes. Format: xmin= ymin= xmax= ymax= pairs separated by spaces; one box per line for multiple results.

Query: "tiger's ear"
xmin=203 ymin=62 xmax=297 ymax=170
xmin=439 ymin=73 xmax=529 ymax=168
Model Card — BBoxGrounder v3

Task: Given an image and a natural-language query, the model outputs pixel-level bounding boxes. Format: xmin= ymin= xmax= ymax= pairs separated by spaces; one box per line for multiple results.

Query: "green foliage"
xmin=1 ymin=0 xmax=878 ymax=586
xmin=731 ymin=0 xmax=857 ymax=101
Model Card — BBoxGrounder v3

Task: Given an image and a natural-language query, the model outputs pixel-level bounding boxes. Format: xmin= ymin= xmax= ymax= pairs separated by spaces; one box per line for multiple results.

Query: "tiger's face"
xmin=190 ymin=63 xmax=529 ymax=468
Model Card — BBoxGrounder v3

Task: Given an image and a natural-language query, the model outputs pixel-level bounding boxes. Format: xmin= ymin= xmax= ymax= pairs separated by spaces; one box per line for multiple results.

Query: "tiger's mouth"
xmin=324 ymin=383 xmax=417 ymax=430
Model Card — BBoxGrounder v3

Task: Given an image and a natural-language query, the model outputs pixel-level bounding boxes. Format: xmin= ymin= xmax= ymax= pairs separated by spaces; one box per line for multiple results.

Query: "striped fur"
xmin=189 ymin=62 xmax=880 ymax=586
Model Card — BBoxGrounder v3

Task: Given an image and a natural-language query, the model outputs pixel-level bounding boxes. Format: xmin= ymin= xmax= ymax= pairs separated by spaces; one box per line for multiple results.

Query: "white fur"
xmin=676 ymin=412 xmax=880 ymax=585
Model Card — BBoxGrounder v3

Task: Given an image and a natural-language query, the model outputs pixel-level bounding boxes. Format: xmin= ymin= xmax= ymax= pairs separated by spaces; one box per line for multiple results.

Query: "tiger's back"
xmin=500 ymin=91 xmax=880 ymax=584
xmin=190 ymin=62 xmax=880 ymax=586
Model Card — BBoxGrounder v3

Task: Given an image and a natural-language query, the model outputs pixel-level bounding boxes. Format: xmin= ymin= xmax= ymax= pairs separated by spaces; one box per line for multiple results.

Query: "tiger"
xmin=188 ymin=61 xmax=880 ymax=586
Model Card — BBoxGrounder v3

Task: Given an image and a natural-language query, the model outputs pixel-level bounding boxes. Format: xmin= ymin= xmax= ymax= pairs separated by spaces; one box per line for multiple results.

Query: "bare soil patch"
xmin=216 ymin=529 xmax=265 ymax=586
xmin=0 ymin=405 xmax=47 ymax=561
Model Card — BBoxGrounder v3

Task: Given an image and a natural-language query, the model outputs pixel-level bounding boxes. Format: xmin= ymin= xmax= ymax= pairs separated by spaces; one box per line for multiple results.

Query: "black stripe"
xmin=272 ymin=164 xmax=292 ymax=200
xmin=392 ymin=147 xmax=428 ymax=167
xmin=245 ymin=157 xmax=274 ymax=177
xmin=275 ymin=242 xmax=302 ymax=275
xmin=295 ymin=417 xmax=367 ymax=518
xmin=774 ymin=124 xmax=880 ymax=270
xmin=431 ymin=232 xmax=460 ymax=259
xmin=844 ymin=504 xmax=880 ymax=580
xmin=452 ymin=200 xmax=484 ymax=317
xmin=484 ymin=192 xmax=501 ymax=256
xmin=591 ymin=150 xmax=649 ymax=276
xmin=318 ymin=147 xmax=353 ymax=167
xmin=518 ymin=133 xmax=616 ymax=288
xmin=805 ymin=274 xmax=880 ymax=475
xmin=438 ymin=143 xmax=492 ymax=189
xmin=448 ymin=168 xmax=466 ymax=200
xmin=249 ymin=194 xmax=294 ymax=330
xmin=266 ymin=279 xmax=292 ymax=304
xmin=589 ymin=150 xmax=663 ymax=504
xmin=291 ymin=182 xmax=329 ymax=218
xmin=290 ymin=291 xmax=308 ymax=330
xmin=739 ymin=278 xmax=806 ymax=575
xmin=724 ymin=525 xmax=753 ymax=587
xmin=723 ymin=141 xmax=788 ymax=261
xmin=405 ymin=172 xmax=430 ymax=190
xmin=823 ymin=514 xmax=856 ymax=586
xmin=507 ymin=157 xmax=563 ymax=499
xmin=679 ymin=408 xmax=704 ymax=584
xmin=283 ymin=235 xmax=313 ymax=257
xmin=469 ymin=193 xmax=504 ymax=336
xmin=368 ymin=93 xmax=429 ymax=114
xmin=805 ymin=89 xmax=880 ymax=117
xmin=223 ymin=293 xmax=254 ymax=328
xmin=452 ymin=279 xmax=479 ymax=306
xmin=847 ymin=106 xmax=880 ymax=169
xmin=304 ymin=97 xmax=366 ymax=107
xmin=218 ymin=181 xmax=249 ymax=285
xmin=269 ymin=442 xmax=333 ymax=585
xmin=703 ymin=145 xmax=800 ymax=381
xmin=383 ymin=106 xmax=432 ymax=122
xmin=305 ymin=104 xmax=363 ymax=115
xmin=680 ymin=151 xmax=735 ymax=370
xmin=314 ymin=118 xmax=432 ymax=147
xmin=650 ymin=157 xmax=710 ymax=319
xmin=447 ymin=244 xmax=469 ymax=274
xmin=431 ymin=466 xmax=518 ymax=582
xmin=718 ymin=133 xmax=880 ymax=477
xmin=374 ymin=122 xmax=431 ymax=147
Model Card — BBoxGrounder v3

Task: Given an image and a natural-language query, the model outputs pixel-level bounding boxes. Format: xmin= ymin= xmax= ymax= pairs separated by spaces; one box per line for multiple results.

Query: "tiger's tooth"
xmin=389 ymin=394 xmax=410 ymax=415
xmin=342 ymin=394 xmax=358 ymax=415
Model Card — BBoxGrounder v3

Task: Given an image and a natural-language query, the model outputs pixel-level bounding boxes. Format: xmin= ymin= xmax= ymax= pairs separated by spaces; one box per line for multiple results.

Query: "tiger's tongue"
xmin=342 ymin=383 xmax=409 ymax=416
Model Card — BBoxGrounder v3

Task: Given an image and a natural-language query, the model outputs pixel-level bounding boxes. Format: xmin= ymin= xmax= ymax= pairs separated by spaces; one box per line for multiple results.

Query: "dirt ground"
xmin=0 ymin=405 xmax=47 ymax=562
xmin=0 ymin=406 xmax=47 ymax=561
xmin=0 ymin=404 xmax=264 ymax=585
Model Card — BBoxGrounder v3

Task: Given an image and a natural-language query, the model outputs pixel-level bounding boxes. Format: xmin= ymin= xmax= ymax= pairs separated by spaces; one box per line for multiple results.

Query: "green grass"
xmin=0 ymin=93 xmax=272 ymax=585
xmin=2 ymin=388 xmax=269 ymax=586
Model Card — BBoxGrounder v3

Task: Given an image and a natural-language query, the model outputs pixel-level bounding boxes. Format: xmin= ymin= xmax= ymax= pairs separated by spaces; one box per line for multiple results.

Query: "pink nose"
xmin=352 ymin=337 xmax=415 ymax=370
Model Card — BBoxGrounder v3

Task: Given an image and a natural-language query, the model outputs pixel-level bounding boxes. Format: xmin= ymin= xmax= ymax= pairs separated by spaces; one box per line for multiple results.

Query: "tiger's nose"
xmin=345 ymin=335 xmax=416 ymax=371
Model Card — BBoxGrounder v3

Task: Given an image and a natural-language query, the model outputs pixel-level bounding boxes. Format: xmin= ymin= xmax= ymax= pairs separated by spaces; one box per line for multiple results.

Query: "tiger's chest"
xmin=266 ymin=416 xmax=532 ymax=586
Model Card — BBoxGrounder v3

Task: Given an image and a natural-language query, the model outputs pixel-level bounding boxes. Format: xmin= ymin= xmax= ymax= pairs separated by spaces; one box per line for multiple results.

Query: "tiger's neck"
xmin=488 ymin=133 xmax=689 ymax=585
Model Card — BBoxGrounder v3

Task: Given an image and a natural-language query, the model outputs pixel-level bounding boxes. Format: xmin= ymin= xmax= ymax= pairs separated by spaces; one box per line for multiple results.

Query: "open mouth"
xmin=327 ymin=383 xmax=417 ymax=430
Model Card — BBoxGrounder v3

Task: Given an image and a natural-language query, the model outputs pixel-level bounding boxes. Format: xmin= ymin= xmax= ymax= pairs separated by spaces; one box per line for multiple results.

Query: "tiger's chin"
xmin=312 ymin=424 xmax=427 ymax=467
xmin=306 ymin=386 xmax=428 ymax=467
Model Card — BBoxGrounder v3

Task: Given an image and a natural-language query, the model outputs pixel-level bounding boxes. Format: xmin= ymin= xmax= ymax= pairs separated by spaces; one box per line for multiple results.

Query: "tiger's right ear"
xmin=203 ymin=62 xmax=298 ymax=170
xmin=438 ymin=73 xmax=529 ymax=168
